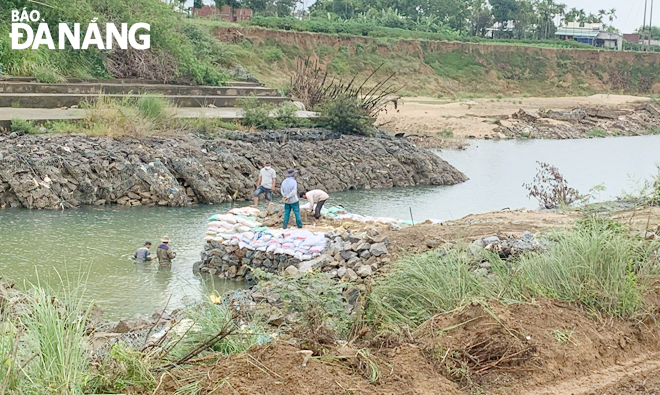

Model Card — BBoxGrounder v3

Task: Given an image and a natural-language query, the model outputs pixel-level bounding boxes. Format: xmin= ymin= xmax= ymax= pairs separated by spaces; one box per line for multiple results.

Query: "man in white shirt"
xmin=253 ymin=160 xmax=276 ymax=209
xmin=300 ymin=189 xmax=329 ymax=226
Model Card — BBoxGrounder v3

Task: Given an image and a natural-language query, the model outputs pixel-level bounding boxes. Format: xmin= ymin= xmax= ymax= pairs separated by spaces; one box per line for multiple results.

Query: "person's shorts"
xmin=253 ymin=185 xmax=273 ymax=201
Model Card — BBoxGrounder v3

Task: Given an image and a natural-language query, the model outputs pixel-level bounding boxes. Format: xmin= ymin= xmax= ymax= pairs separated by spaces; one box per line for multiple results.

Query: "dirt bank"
xmin=217 ymin=27 xmax=660 ymax=97
xmin=377 ymin=94 xmax=657 ymax=142
xmin=153 ymin=298 xmax=660 ymax=395
xmin=0 ymin=129 xmax=466 ymax=209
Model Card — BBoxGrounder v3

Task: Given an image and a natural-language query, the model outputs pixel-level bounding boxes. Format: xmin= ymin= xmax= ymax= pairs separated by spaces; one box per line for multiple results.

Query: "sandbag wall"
xmin=196 ymin=229 xmax=391 ymax=282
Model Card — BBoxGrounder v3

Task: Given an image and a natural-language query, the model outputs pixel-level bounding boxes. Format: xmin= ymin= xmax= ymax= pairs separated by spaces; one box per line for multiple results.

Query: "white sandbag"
xmin=301 ymin=234 xmax=325 ymax=246
xmin=235 ymin=225 xmax=250 ymax=233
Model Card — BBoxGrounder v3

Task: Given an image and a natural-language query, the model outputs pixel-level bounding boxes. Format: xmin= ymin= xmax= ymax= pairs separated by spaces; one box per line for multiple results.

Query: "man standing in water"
xmin=134 ymin=241 xmax=153 ymax=263
xmin=252 ymin=160 xmax=276 ymax=209
xmin=281 ymin=169 xmax=303 ymax=229
xmin=157 ymin=236 xmax=176 ymax=266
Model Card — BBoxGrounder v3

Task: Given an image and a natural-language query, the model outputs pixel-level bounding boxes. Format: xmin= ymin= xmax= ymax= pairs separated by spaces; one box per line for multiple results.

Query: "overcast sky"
xmin=185 ymin=0 xmax=657 ymax=33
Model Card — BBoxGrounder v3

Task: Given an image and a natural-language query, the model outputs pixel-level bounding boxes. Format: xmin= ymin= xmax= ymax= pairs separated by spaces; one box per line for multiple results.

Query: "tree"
xmin=467 ymin=0 xmax=493 ymax=36
xmin=635 ymin=25 xmax=660 ymax=40
xmin=194 ymin=0 xmax=203 ymax=8
xmin=490 ymin=0 xmax=518 ymax=37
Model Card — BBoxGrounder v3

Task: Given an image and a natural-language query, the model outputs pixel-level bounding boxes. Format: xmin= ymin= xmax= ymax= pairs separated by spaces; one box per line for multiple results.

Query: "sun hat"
xmin=161 ymin=236 xmax=170 ymax=243
xmin=286 ymin=169 xmax=297 ymax=176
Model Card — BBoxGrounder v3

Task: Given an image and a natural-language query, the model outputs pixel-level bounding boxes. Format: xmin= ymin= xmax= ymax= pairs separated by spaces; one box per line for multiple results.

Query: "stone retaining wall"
xmin=196 ymin=229 xmax=391 ymax=282
xmin=0 ymin=129 xmax=467 ymax=209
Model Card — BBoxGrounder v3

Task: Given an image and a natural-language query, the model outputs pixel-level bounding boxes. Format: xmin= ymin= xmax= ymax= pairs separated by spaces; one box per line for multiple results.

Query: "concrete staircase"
xmin=0 ymin=78 xmax=288 ymax=108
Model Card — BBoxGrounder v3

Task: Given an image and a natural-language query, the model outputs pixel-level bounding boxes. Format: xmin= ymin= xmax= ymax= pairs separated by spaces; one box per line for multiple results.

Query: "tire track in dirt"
xmin=526 ymin=352 xmax=660 ymax=395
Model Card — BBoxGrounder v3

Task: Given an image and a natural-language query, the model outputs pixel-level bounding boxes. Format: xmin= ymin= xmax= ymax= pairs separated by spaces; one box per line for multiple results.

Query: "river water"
xmin=1 ymin=135 xmax=659 ymax=318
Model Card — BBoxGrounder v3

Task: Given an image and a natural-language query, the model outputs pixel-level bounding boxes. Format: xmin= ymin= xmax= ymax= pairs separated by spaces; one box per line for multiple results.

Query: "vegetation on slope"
xmin=0 ymin=0 xmax=237 ymax=84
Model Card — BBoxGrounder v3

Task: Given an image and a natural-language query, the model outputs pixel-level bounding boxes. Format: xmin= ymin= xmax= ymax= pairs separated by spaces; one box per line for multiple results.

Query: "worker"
xmin=300 ymin=189 xmax=329 ymax=226
xmin=281 ymin=169 xmax=302 ymax=229
xmin=252 ymin=160 xmax=276 ymax=209
xmin=134 ymin=241 xmax=153 ymax=263
xmin=157 ymin=236 xmax=176 ymax=266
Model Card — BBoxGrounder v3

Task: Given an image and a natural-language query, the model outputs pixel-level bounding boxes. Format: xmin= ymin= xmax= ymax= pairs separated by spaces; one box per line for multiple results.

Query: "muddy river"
xmin=1 ymin=134 xmax=659 ymax=318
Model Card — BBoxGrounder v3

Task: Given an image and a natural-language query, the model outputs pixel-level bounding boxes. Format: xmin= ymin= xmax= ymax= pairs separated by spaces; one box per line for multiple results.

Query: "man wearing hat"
xmin=252 ymin=160 xmax=276 ymax=209
xmin=157 ymin=236 xmax=176 ymax=266
xmin=134 ymin=241 xmax=153 ymax=263
xmin=280 ymin=169 xmax=303 ymax=229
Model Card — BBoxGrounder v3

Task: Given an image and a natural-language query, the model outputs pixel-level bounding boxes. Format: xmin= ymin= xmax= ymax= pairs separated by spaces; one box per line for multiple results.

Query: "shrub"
xmin=136 ymin=94 xmax=170 ymax=119
xmin=240 ymin=96 xmax=278 ymax=129
xmin=523 ymin=161 xmax=583 ymax=209
xmin=240 ymin=97 xmax=308 ymax=129
xmin=316 ymin=95 xmax=373 ymax=135
xmin=11 ymin=117 xmax=41 ymax=134
xmin=33 ymin=65 xmax=66 ymax=83
xmin=263 ymin=47 xmax=285 ymax=62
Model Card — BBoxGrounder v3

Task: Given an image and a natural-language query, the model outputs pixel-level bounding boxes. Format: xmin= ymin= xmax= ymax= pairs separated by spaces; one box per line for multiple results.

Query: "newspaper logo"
xmin=10 ymin=8 xmax=150 ymax=50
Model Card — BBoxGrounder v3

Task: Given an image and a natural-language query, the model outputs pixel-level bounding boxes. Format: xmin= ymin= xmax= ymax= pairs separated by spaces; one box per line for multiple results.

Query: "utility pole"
xmin=643 ymin=0 xmax=649 ymax=50
xmin=650 ymin=0 xmax=655 ymax=49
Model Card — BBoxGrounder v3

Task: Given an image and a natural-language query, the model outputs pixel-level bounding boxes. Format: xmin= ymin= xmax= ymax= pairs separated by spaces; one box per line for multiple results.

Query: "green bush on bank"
xmin=0 ymin=0 xmax=230 ymax=84
xmin=239 ymin=97 xmax=311 ymax=129
xmin=316 ymin=95 xmax=374 ymax=135
xmin=368 ymin=217 xmax=658 ymax=331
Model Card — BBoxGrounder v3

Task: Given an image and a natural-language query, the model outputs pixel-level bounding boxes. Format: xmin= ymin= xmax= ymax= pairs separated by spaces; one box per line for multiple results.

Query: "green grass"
xmin=514 ymin=218 xmax=650 ymax=318
xmin=368 ymin=246 xmax=503 ymax=330
xmin=33 ymin=65 xmax=67 ymax=83
xmin=136 ymin=94 xmax=170 ymax=119
xmin=20 ymin=282 xmax=93 ymax=395
xmin=0 ymin=0 xmax=230 ymax=85
xmin=437 ymin=128 xmax=454 ymax=138
xmin=11 ymin=117 xmax=41 ymax=134
xmin=87 ymin=343 xmax=157 ymax=393
xmin=368 ymin=217 xmax=656 ymax=331
xmin=587 ymin=129 xmax=607 ymax=138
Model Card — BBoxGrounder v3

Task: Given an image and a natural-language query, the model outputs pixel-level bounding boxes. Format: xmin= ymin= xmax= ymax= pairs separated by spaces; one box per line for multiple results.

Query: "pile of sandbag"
xmin=204 ymin=207 xmax=327 ymax=260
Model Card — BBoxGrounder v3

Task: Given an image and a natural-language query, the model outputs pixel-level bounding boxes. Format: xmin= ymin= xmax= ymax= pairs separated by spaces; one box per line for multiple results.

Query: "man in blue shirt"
xmin=280 ymin=169 xmax=303 ymax=229
xmin=134 ymin=241 xmax=153 ymax=263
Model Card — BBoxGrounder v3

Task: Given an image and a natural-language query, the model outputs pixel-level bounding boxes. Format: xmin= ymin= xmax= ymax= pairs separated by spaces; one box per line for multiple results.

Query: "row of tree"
xmin=185 ymin=0 xmax=656 ymax=43
xmin=305 ymin=0 xmax=619 ymax=39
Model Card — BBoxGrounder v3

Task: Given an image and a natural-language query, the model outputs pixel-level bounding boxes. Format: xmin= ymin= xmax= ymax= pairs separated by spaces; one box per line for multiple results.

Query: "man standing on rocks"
xmin=281 ymin=169 xmax=303 ymax=229
xmin=134 ymin=241 xmax=153 ymax=263
xmin=157 ymin=236 xmax=176 ymax=266
xmin=300 ymin=189 xmax=329 ymax=226
xmin=252 ymin=160 xmax=276 ymax=209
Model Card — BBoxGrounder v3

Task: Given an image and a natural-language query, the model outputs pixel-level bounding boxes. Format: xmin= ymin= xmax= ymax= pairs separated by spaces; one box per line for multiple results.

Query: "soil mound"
xmin=415 ymin=299 xmax=658 ymax=393
xmin=155 ymin=343 xmax=461 ymax=395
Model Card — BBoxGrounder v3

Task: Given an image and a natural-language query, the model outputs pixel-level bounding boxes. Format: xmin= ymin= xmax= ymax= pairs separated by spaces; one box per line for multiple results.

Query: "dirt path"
xmin=378 ymin=94 xmax=651 ymax=139
xmin=524 ymin=352 xmax=660 ymax=395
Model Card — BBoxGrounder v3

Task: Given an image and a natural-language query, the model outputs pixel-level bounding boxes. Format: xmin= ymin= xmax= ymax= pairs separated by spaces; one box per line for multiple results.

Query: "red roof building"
xmin=193 ymin=5 xmax=252 ymax=22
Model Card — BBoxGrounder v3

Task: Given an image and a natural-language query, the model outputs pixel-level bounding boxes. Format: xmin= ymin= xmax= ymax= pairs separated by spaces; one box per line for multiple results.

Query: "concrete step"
xmin=0 ymin=107 xmax=316 ymax=129
xmin=0 ymin=82 xmax=280 ymax=96
xmin=0 ymin=76 xmax=262 ymax=87
xmin=0 ymin=93 xmax=288 ymax=108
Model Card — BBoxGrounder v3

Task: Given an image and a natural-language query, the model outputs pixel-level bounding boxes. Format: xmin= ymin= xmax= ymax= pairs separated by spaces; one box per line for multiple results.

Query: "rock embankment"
xmin=197 ymin=228 xmax=391 ymax=282
xmin=0 ymin=129 xmax=467 ymax=209
xmin=496 ymin=104 xmax=660 ymax=139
